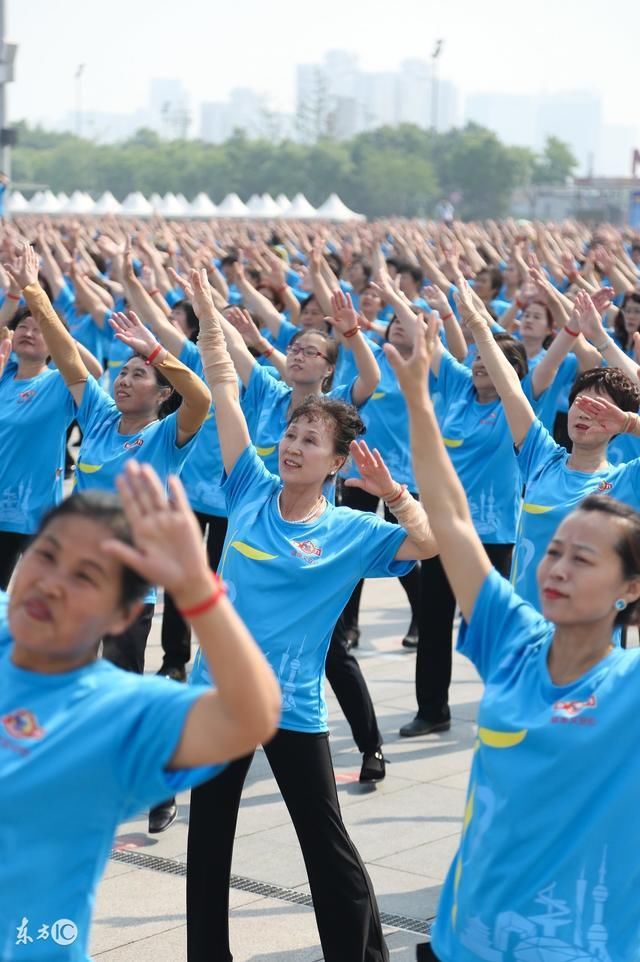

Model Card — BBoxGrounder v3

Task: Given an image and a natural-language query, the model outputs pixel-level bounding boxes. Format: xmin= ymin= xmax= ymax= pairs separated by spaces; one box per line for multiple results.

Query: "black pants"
xmin=416 ymin=544 xmax=513 ymax=721
xmin=161 ymin=513 xmax=228 ymax=669
xmin=0 ymin=531 xmax=29 ymax=590
xmin=338 ymin=486 xmax=421 ymax=634
xmin=326 ymin=612 xmax=382 ymax=753
xmin=187 ymin=729 xmax=389 ymax=962
xmin=102 ymin=603 xmax=155 ymax=674
xmin=417 ymin=945 xmax=439 ymax=961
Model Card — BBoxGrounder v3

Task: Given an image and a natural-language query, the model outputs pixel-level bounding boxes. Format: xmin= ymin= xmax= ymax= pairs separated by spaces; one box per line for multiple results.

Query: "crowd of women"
xmin=1 ymin=210 xmax=640 ymax=962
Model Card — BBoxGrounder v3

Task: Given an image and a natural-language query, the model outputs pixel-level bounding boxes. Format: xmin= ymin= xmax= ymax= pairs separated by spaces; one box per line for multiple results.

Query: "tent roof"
xmin=282 ymin=192 xmax=318 ymax=219
xmin=314 ymin=192 xmax=365 ymax=222
xmin=216 ymin=192 xmax=250 ymax=217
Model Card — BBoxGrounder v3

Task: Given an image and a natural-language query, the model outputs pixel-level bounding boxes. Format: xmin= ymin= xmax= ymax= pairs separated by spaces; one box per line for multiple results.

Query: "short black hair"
xmin=171 ymin=299 xmax=199 ymax=342
xmin=477 ymin=266 xmax=504 ymax=298
xmin=398 ymin=263 xmax=423 ymax=287
xmin=578 ymin=495 xmax=640 ymax=626
xmin=568 ymin=367 xmax=640 ymax=413
xmin=288 ymin=395 xmax=365 ymax=467
xmin=36 ymin=491 xmax=151 ymax=606
xmin=493 ymin=332 xmax=528 ymax=381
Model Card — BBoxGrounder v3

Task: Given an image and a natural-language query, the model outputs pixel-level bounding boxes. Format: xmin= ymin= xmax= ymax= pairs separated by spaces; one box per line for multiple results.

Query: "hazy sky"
xmin=6 ymin=0 xmax=639 ymax=133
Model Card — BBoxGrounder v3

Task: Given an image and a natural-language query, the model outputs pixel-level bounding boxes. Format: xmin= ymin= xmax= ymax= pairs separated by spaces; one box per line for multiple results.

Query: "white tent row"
xmin=10 ymin=190 xmax=365 ymax=220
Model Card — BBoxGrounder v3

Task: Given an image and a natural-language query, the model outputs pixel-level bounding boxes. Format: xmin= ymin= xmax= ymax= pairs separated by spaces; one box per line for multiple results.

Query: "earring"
xmin=615 ymin=598 xmax=627 ymax=611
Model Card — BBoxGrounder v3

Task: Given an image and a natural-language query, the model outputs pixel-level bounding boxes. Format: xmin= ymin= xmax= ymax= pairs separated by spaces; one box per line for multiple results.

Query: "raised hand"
xmin=385 ymin=313 xmax=437 ymax=400
xmin=103 ymin=461 xmax=211 ymax=600
xmin=109 ymin=310 xmax=163 ymax=359
xmin=141 ymin=264 xmax=158 ymax=293
xmin=572 ymin=290 xmax=605 ymax=342
xmin=226 ymin=306 xmax=262 ymax=349
xmin=573 ymin=394 xmax=629 ymax=434
xmin=4 ymin=243 xmax=40 ymax=290
xmin=188 ymin=268 xmax=216 ymax=320
xmin=422 ymin=284 xmax=449 ymax=317
xmin=328 ymin=289 xmax=360 ymax=337
xmin=344 ymin=441 xmax=397 ymax=499
xmin=591 ymin=285 xmax=615 ymax=316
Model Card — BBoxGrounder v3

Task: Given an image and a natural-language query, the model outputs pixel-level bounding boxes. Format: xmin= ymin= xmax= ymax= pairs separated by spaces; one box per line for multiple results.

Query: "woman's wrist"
xmin=593 ymin=333 xmax=611 ymax=353
xmin=144 ymin=343 xmax=165 ymax=365
xmin=382 ymin=482 xmax=406 ymax=505
xmin=622 ymin=411 xmax=640 ymax=435
xmin=173 ymin=572 xmax=225 ymax=615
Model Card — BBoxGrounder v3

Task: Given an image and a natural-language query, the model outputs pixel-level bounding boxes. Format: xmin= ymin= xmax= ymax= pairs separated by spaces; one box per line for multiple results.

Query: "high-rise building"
xmin=149 ymin=78 xmax=190 ymax=137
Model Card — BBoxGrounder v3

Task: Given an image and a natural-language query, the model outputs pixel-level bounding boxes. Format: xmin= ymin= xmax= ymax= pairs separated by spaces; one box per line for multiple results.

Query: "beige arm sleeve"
xmin=23 ymin=282 xmax=88 ymax=386
xmin=153 ymin=351 xmax=212 ymax=438
xmin=197 ymin=316 xmax=238 ymax=396
xmin=386 ymin=488 xmax=433 ymax=549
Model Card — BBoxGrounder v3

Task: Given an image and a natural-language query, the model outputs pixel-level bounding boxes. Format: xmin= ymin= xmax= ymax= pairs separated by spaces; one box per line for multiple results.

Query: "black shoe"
xmin=402 ymin=619 xmax=419 ymax=649
xmin=359 ymin=749 xmax=386 ymax=782
xmin=157 ymin=664 xmax=187 ymax=682
xmin=148 ymin=799 xmax=177 ymax=834
xmin=345 ymin=627 xmax=360 ymax=650
xmin=399 ymin=715 xmax=451 ymax=738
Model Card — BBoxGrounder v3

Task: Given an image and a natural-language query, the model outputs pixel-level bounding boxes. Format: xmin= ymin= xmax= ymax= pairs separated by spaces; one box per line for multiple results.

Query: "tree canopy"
xmin=11 ymin=120 xmax=578 ymax=219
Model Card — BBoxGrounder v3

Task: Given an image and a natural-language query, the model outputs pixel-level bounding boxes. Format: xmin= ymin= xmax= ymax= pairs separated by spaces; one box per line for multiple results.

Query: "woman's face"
xmin=473 ymin=271 xmax=493 ymax=302
xmin=257 ymin=284 xmax=276 ymax=305
xmin=347 ymin=261 xmax=367 ymax=290
xmin=537 ymin=510 xmax=640 ymax=627
xmin=12 ymin=315 xmax=48 ymax=364
xmin=285 ymin=332 xmax=333 ymax=388
xmin=9 ymin=516 xmax=137 ymax=672
xmin=169 ymin=305 xmax=189 ymax=335
xmin=567 ymin=387 xmax=614 ymax=448
xmin=622 ymin=298 xmax=640 ymax=336
xmin=503 ymin=262 xmax=519 ymax=287
xmin=519 ymin=303 xmax=550 ymax=341
xmin=278 ymin=415 xmax=342 ymax=487
xmin=471 ymin=352 xmax=497 ymax=398
xmin=299 ymin=298 xmax=327 ymax=330
xmin=360 ymin=285 xmax=383 ymax=320
xmin=387 ymin=316 xmax=414 ymax=354
xmin=113 ymin=356 xmax=169 ymax=416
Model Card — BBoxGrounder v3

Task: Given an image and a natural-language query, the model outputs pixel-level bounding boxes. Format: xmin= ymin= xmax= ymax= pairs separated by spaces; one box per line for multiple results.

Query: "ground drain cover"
xmin=110 ymin=849 xmax=433 ymax=936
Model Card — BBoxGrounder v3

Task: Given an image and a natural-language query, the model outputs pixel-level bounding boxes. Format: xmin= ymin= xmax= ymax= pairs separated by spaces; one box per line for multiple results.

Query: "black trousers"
xmin=326 ymin=612 xmax=382 ymax=753
xmin=0 ymin=531 xmax=29 ymax=590
xmin=417 ymin=944 xmax=439 ymax=961
xmin=102 ymin=603 xmax=155 ymax=674
xmin=337 ymin=486 xmax=421 ymax=633
xmin=161 ymin=512 xmax=228 ymax=668
xmin=416 ymin=544 xmax=513 ymax=721
xmin=187 ymin=729 xmax=389 ymax=962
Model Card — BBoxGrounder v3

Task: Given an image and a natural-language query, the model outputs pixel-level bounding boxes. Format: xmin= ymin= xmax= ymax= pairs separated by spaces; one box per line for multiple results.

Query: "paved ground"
xmin=91 ymin=576 xmax=483 ymax=961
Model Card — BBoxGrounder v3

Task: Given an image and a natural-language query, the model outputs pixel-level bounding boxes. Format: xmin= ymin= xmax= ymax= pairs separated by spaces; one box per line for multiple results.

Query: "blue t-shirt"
xmin=511 ymin=419 xmax=640 ymax=610
xmin=526 ymin=350 xmax=578 ymax=430
xmin=0 ymin=602 xmax=221 ymax=962
xmin=240 ymin=362 xmax=357 ymax=477
xmin=432 ymin=569 xmax=640 ymax=962
xmin=191 ymin=445 xmax=413 ymax=732
xmin=435 ymin=352 xmax=528 ymax=543
xmin=0 ymin=366 xmax=76 ymax=534
xmin=74 ymin=376 xmax=195 ymax=493
xmin=178 ymin=340 xmax=226 ymax=518
xmin=341 ymin=349 xmax=416 ymax=490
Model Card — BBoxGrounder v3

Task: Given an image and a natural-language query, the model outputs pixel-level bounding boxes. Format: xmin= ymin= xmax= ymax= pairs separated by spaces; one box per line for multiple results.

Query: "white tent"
xmin=29 ymin=190 xmax=62 ymax=214
xmin=246 ymin=193 xmax=263 ymax=214
xmin=216 ymin=192 xmax=250 ymax=218
xmin=276 ymin=193 xmax=290 ymax=213
xmin=176 ymin=193 xmax=189 ymax=209
xmin=260 ymin=193 xmax=283 ymax=218
xmin=63 ymin=190 xmax=96 ymax=214
xmin=158 ymin=192 xmax=189 ymax=218
xmin=314 ymin=193 xmax=365 ymax=222
xmin=93 ymin=191 xmax=122 ymax=215
xmin=119 ymin=192 xmax=154 ymax=217
xmin=149 ymin=192 xmax=163 ymax=211
xmin=7 ymin=191 xmax=29 ymax=213
xmin=57 ymin=192 xmax=70 ymax=207
xmin=188 ymin=192 xmax=218 ymax=217
xmin=282 ymin=192 xmax=318 ymax=220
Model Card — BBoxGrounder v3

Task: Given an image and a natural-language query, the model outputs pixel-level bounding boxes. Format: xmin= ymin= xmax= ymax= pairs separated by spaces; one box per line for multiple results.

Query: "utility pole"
xmin=430 ymin=39 xmax=444 ymax=133
xmin=75 ymin=63 xmax=85 ymax=138
xmin=0 ymin=0 xmax=18 ymax=181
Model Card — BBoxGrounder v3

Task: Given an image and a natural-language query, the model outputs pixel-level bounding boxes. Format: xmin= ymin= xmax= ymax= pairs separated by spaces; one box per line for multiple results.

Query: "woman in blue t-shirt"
xmin=186 ymin=268 xmax=436 ymax=962
xmin=1 ymin=459 xmax=280 ymax=962
xmin=387 ymin=300 xmax=640 ymax=962
xmin=612 ymin=290 xmax=640 ymax=353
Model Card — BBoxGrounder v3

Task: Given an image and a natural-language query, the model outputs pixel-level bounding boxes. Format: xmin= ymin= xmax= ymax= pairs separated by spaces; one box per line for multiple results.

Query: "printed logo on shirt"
xmin=479 ymin=411 xmax=498 ymax=425
xmin=2 ymin=708 xmax=45 ymax=740
xmin=123 ymin=438 xmax=144 ymax=450
xmin=551 ymin=693 xmax=597 ymax=725
xmin=291 ymin=539 xmax=322 ymax=559
xmin=596 ymin=480 xmax=613 ymax=493
xmin=16 ymin=389 xmax=36 ymax=405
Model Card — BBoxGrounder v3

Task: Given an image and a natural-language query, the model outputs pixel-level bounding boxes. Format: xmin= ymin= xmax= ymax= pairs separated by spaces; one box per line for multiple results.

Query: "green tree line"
xmin=11 ymin=121 xmax=577 ymax=220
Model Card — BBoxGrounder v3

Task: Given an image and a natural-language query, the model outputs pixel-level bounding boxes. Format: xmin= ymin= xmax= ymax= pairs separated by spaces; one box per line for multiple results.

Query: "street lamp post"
xmin=75 ymin=63 xmax=85 ymax=138
xmin=0 ymin=0 xmax=17 ymax=182
xmin=430 ymin=39 xmax=444 ymax=133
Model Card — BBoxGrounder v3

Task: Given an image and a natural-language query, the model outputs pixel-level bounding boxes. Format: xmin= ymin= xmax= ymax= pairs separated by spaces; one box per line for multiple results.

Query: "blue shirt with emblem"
xmin=191 ymin=445 xmax=413 ymax=732
xmin=431 ymin=569 xmax=640 ymax=962
xmin=0 ymin=591 xmax=221 ymax=962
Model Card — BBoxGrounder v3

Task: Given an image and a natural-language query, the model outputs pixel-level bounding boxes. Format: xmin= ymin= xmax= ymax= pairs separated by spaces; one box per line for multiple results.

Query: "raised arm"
xmin=423 ymin=284 xmax=467 ymax=363
xmin=191 ymin=269 xmax=251 ymax=473
xmin=456 ymin=279 xmax=535 ymax=447
xmin=386 ymin=317 xmax=491 ymax=620
xmin=105 ymin=461 xmax=280 ymax=766
xmin=0 ymin=326 xmax=12 ymax=379
xmin=6 ymin=244 xmax=89 ymax=405
xmin=232 ymin=261 xmax=286 ymax=339
xmin=121 ymin=249 xmax=186 ymax=357
xmin=109 ymin=311 xmax=211 ymax=446
xmin=327 ymin=290 xmax=380 ymax=405
xmin=226 ymin=306 xmax=288 ymax=380
xmin=573 ymin=288 xmax=639 ymax=381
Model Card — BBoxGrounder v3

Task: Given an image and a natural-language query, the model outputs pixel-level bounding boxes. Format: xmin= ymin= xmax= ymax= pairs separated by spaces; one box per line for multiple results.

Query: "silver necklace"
xmin=277 ymin=490 xmax=326 ymax=524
